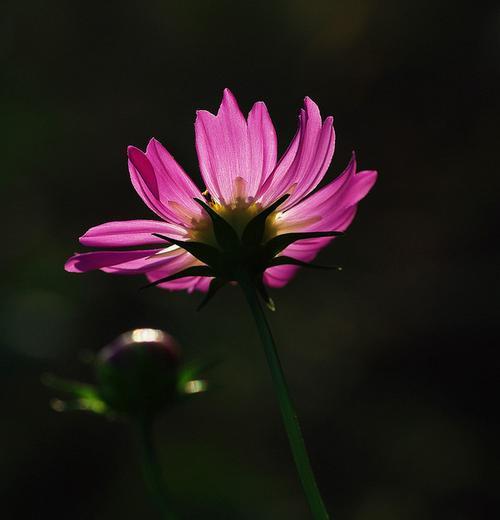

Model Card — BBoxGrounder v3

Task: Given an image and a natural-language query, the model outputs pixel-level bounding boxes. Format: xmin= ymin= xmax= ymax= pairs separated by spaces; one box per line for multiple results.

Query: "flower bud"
xmin=96 ymin=328 xmax=180 ymax=416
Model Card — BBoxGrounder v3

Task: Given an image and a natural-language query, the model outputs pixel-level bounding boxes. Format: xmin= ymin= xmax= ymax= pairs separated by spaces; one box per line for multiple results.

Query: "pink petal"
xmin=264 ymin=264 xmax=300 ymax=288
xmin=145 ymin=259 xmax=212 ymax=293
xmin=103 ymin=247 xmax=192 ymax=275
xmin=128 ymin=146 xmax=200 ymax=226
xmin=247 ymin=101 xmax=277 ymax=190
xmin=145 ymin=138 xmax=203 ymax=214
xmin=263 ymin=156 xmax=377 ymax=288
xmin=255 ymin=127 xmax=301 ymax=200
xmin=279 ymin=154 xmax=356 ymax=226
xmin=79 ymin=220 xmax=187 ymax=247
xmin=128 ymin=147 xmax=172 ymax=221
xmin=290 ymin=115 xmax=335 ymax=203
xmin=192 ymin=276 xmax=212 ymax=292
xmin=259 ymin=97 xmax=335 ymax=209
xmin=263 ymin=236 xmax=333 ymax=288
xmin=195 ymin=89 xmax=277 ymax=202
xmin=282 ymin=154 xmax=377 ymax=231
xmin=64 ymin=249 xmax=162 ymax=273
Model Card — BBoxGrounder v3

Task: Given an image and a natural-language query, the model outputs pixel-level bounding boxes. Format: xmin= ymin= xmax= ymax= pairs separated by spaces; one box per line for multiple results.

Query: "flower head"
xmin=66 ymin=89 xmax=377 ymax=305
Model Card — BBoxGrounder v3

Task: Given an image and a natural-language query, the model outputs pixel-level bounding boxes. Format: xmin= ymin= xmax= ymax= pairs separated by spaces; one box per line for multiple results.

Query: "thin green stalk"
xmin=136 ymin=417 xmax=178 ymax=520
xmin=240 ymin=277 xmax=330 ymax=519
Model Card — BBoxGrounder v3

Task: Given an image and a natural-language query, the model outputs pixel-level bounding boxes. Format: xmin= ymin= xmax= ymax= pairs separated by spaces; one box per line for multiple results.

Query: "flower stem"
xmin=136 ymin=416 xmax=178 ymax=520
xmin=239 ymin=277 xmax=330 ymax=519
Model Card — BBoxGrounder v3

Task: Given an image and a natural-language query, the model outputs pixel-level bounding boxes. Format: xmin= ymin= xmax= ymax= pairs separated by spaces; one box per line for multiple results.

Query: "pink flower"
xmin=66 ymin=89 xmax=377 ymax=300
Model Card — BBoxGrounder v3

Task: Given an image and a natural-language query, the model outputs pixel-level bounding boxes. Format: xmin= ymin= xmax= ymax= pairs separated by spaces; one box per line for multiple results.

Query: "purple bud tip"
xmin=99 ymin=328 xmax=180 ymax=366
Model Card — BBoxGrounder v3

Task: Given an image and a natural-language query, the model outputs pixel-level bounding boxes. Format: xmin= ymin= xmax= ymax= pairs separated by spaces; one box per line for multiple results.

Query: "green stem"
xmin=136 ymin=416 xmax=178 ymax=520
xmin=240 ymin=277 xmax=330 ymax=520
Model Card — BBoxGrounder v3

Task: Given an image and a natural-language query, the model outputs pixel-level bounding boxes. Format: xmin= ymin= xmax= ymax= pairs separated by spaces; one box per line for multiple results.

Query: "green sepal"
xmin=177 ymin=362 xmax=204 ymax=393
xmin=141 ymin=265 xmax=216 ymax=289
xmin=264 ymin=230 xmax=343 ymax=258
xmin=197 ymin=277 xmax=227 ymax=311
xmin=177 ymin=359 xmax=214 ymax=398
xmin=152 ymin=233 xmax=221 ymax=266
xmin=42 ymin=374 xmax=108 ymax=415
xmin=269 ymin=255 xmax=343 ymax=271
xmin=194 ymin=198 xmax=240 ymax=250
xmin=42 ymin=373 xmax=99 ymax=400
xmin=241 ymin=194 xmax=289 ymax=246
xmin=50 ymin=397 xmax=108 ymax=415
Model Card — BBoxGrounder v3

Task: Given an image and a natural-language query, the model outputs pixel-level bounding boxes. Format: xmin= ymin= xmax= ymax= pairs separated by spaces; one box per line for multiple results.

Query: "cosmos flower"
xmin=65 ymin=89 xmax=377 ymax=303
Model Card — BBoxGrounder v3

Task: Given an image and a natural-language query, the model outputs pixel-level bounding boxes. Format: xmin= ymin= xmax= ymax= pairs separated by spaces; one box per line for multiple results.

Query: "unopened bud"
xmin=96 ymin=328 xmax=180 ymax=416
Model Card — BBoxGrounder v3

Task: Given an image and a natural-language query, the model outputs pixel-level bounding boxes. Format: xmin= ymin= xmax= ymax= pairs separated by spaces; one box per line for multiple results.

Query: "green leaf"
xmin=152 ymin=233 xmax=221 ymax=266
xmin=197 ymin=277 xmax=227 ymax=311
xmin=241 ymin=194 xmax=289 ymax=246
xmin=194 ymin=198 xmax=240 ymax=250
xmin=141 ymin=265 xmax=216 ymax=289
xmin=269 ymin=255 xmax=342 ymax=271
xmin=264 ymin=230 xmax=343 ymax=258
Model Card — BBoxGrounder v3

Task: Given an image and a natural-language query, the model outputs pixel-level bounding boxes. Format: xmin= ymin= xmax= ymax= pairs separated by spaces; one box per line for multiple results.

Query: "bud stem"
xmin=136 ymin=417 xmax=178 ymax=519
xmin=239 ymin=275 xmax=330 ymax=519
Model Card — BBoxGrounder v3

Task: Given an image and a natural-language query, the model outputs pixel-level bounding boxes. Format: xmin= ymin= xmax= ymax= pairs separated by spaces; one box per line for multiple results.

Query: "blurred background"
xmin=2 ymin=0 xmax=499 ymax=518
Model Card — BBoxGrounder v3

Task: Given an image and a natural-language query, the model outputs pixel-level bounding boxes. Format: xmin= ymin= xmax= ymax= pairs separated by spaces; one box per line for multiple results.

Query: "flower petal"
xmin=104 ymin=247 xmax=193 ymax=275
xmin=259 ymin=97 xmax=335 ymax=209
xmin=195 ymin=89 xmax=277 ymax=202
xmin=128 ymin=146 xmax=200 ymax=226
xmin=145 ymin=138 xmax=203 ymax=214
xmin=247 ymin=101 xmax=277 ymax=191
xmin=255 ymin=127 xmax=301 ymax=201
xmin=263 ymin=264 xmax=300 ymax=288
xmin=282 ymin=154 xmax=377 ymax=232
xmin=263 ymin=236 xmax=333 ymax=288
xmin=145 ymin=257 xmax=212 ymax=293
xmin=192 ymin=276 xmax=212 ymax=292
xmin=263 ymin=155 xmax=377 ymax=288
xmin=79 ymin=220 xmax=187 ymax=247
xmin=128 ymin=146 xmax=172 ymax=221
xmin=195 ymin=89 xmax=249 ymax=202
xmin=64 ymin=249 xmax=163 ymax=273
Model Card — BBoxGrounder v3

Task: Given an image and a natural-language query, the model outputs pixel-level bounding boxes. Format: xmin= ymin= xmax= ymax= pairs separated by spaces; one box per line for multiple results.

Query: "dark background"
xmin=2 ymin=0 xmax=499 ymax=518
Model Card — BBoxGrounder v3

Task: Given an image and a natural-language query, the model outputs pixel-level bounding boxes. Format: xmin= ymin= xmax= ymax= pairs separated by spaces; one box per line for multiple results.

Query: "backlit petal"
xmin=145 ymin=256 xmax=211 ymax=293
xmin=128 ymin=146 xmax=201 ymax=226
xmin=65 ymin=249 xmax=163 ymax=273
xmin=259 ymin=97 xmax=335 ymax=209
xmin=195 ymin=89 xmax=277 ymax=202
xmin=145 ymin=138 xmax=203 ymax=214
xmin=79 ymin=220 xmax=187 ymax=247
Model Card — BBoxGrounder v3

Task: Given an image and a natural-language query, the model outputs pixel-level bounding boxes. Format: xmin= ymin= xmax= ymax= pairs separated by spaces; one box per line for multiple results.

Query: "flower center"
xmin=188 ymin=178 xmax=280 ymax=247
